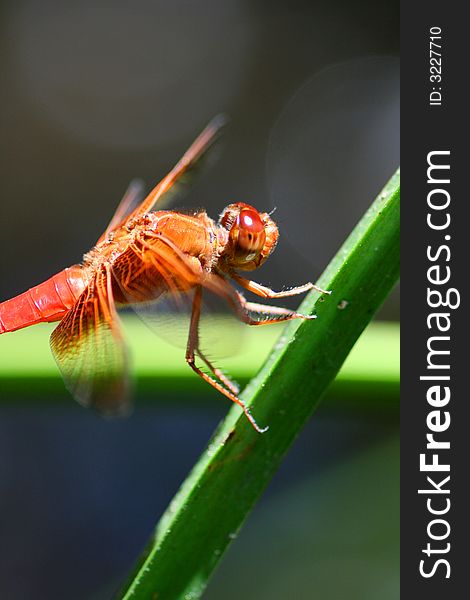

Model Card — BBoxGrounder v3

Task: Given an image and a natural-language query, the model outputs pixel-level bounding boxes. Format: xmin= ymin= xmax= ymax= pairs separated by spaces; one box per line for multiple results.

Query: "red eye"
xmin=238 ymin=209 xmax=264 ymax=234
xmin=231 ymin=208 xmax=266 ymax=265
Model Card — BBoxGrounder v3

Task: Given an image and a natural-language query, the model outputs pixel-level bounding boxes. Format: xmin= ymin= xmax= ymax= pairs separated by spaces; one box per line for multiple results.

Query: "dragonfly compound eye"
xmin=233 ymin=208 xmax=266 ymax=262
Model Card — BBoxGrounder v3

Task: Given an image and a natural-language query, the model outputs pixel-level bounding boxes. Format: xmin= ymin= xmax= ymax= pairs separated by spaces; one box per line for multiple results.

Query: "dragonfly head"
xmin=219 ymin=203 xmax=279 ymax=271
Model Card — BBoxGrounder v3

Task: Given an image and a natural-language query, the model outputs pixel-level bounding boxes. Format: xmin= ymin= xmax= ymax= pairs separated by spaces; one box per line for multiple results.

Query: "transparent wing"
xmin=111 ymin=233 xmax=244 ymax=390
xmin=50 ymin=267 xmax=130 ymax=416
xmin=124 ymin=115 xmax=227 ymax=222
xmin=124 ymin=283 xmax=244 ymax=360
xmin=97 ymin=179 xmax=146 ymax=245
xmin=96 ymin=115 xmax=226 ymax=249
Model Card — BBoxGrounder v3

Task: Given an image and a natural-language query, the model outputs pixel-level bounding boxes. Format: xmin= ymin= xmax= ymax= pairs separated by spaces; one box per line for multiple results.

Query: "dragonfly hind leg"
xmin=185 ymin=285 xmax=267 ymax=433
xmin=196 ymin=348 xmax=240 ymax=396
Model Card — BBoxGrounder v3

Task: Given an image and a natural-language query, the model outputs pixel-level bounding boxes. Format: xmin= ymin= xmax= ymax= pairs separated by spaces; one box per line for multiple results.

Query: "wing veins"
xmin=50 ymin=266 xmax=130 ymax=416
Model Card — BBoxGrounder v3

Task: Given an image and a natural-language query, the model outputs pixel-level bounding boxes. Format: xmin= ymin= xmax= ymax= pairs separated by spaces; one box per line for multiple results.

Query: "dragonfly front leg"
xmin=202 ymin=274 xmax=317 ymax=327
xmin=185 ymin=285 xmax=267 ymax=433
xmin=230 ymin=272 xmax=331 ymax=298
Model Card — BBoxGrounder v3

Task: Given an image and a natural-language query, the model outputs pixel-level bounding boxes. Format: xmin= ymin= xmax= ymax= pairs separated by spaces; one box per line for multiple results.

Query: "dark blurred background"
xmin=0 ymin=1 xmax=399 ymax=598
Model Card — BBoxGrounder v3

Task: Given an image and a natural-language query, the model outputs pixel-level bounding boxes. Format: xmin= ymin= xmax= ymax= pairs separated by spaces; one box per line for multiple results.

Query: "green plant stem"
xmin=118 ymin=169 xmax=400 ymax=599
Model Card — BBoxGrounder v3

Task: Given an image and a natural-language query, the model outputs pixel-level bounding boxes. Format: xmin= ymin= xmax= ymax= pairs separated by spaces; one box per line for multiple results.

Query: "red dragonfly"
xmin=0 ymin=117 xmax=329 ymax=432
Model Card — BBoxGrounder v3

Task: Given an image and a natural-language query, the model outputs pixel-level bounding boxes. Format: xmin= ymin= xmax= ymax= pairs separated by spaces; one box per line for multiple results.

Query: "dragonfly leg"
xmin=230 ymin=272 xmax=331 ymax=298
xmin=202 ymin=275 xmax=316 ymax=327
xmin=234 ymin=292 xmax=316 ymax=326
xmin=197 ymin=348 xmax=240 ymax=395
xmin=184 ymin=285 xmax=239 ymax=394
xmin=185 ymin=286 xmax=267 ymax=433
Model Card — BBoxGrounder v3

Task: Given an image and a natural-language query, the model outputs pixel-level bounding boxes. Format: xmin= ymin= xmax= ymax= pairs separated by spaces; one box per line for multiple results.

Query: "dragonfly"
xmin=0 ymin=117 xmax=329 ymax=432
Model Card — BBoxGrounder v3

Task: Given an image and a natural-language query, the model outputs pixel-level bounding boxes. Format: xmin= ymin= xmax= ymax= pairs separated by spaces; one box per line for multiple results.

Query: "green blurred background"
xmin=0 ymin=1 xmax=399 ymax=598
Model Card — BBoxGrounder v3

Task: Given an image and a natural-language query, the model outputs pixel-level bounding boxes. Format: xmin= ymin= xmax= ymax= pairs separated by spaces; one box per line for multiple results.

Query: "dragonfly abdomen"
xmin=0 ymin=265 xmax=87 ymax=333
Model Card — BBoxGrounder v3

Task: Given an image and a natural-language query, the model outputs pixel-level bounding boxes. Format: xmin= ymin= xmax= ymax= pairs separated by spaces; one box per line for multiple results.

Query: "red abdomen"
xmin=0 ymin=265 xmax=87 ymax=334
